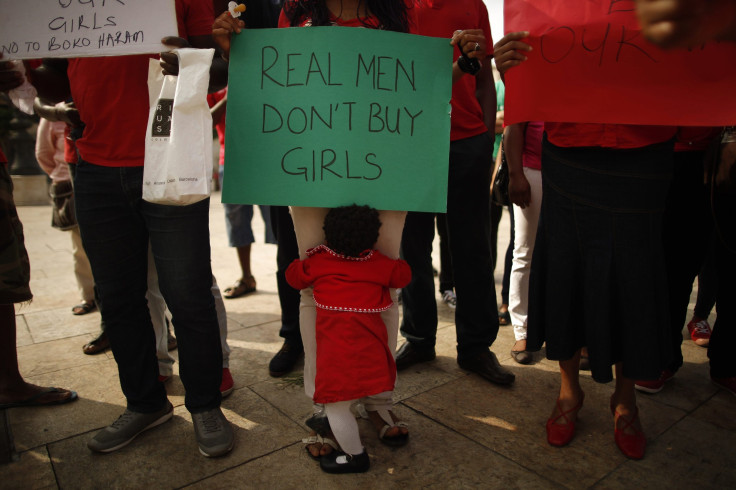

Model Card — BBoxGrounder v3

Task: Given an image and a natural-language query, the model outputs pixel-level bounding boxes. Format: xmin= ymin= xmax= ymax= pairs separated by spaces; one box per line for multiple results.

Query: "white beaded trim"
xmin=315 ymin=297 xmax=393 ymax=314
xmin=306 ymin=244 xmax=374 ymax=261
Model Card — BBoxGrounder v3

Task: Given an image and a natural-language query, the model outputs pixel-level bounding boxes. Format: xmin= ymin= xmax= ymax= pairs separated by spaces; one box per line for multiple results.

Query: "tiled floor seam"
xmin=396 ymin=402 xmax=564 ymax=489
xmin=176 ymin=441 xmax=306 ymax=489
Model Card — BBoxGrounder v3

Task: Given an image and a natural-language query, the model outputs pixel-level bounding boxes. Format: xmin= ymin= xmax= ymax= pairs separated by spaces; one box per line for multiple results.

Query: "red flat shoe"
xmin=614 ymin=407 xmax=646 ymax=459
xmin=546 ymin=394 xmax=584 ymax=447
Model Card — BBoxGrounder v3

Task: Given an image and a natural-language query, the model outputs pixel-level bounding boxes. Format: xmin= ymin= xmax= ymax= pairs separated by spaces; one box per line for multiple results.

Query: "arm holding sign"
xmin=635 ymin=0 xmax=736 ymax=48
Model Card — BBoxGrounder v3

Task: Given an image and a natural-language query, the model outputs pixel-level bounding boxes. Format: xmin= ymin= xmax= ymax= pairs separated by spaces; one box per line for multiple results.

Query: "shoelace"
xmin=111 ymin=410 xmax=136 ymax=430
xmin=199 ymin=412 xmax=222 ymax=434
xmin=693 ymin=321 xmax=710 ymax=335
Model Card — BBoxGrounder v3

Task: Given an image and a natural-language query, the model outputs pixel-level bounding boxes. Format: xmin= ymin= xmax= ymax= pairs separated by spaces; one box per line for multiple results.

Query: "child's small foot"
xmin=320 ymin=449 xmax=370 ymax=474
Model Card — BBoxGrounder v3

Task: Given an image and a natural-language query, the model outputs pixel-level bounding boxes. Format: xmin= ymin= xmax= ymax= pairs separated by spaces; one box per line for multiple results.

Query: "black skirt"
xmin=527 ymin=136 xmax=674 ymax=383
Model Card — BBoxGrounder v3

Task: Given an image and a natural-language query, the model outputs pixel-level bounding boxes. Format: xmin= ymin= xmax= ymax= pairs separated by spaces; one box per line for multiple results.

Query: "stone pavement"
xmin=2 ymin=192 xmax=735 ymax=489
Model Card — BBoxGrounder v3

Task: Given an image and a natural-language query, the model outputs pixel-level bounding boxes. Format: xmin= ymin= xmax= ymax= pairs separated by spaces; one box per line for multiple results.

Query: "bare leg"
xmin=236 ymin=244 xmax=252 ymax=280
xmin=611 ymin=363 xmax=642 ymax=435
xmin=549 ymin=349 xmax=584 ymax=423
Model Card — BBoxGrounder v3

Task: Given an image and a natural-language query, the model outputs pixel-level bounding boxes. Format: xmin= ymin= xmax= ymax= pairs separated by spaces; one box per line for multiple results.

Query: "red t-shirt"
xmin=67 ymin=0 xmax=214 ymax=167
xmin=0 ymin=147 xmax=6 ymax=165
xmin=545 ymin=123 xmax=677 ymax=149
xmin=675 ymin=127 xmax=720 ymax=152
xmin=414 ymin=0 xmax=493 ymax=141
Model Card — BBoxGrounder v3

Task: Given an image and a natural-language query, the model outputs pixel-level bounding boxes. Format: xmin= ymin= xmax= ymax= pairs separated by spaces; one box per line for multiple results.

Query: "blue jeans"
xmin=73 ymin=160 xmax=222 ymax=414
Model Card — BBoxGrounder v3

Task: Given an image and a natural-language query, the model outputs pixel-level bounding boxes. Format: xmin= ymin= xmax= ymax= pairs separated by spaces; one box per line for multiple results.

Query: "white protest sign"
xmin=0 ymin=0 xmax=178 ymax=60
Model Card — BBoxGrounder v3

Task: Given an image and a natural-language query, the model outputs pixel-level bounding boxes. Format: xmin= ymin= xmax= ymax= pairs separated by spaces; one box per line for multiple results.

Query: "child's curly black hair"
xmin=323 ymin=204 xmax=381 ymax=258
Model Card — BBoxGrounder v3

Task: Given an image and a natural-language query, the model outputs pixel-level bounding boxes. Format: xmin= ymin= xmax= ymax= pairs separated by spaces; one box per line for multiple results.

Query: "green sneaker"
xmin=87 ymin=402 xmax=173 ymax=453
xmin=192 ymin=407 xmax=234 ymax=457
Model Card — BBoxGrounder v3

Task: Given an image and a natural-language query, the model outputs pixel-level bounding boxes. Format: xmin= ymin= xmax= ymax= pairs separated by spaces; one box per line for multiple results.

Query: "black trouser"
xmin=662 ymin=150 xmax=712 ymax=373
xmin=271 ymin=206 xmax=302 ymax=347
xmin=400 ymin=133 xmax=499 ymax=362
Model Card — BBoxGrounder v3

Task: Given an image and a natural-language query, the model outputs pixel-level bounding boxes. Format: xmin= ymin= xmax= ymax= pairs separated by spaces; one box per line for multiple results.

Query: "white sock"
xmin=325 ymin=400 xmax=363 ymax=455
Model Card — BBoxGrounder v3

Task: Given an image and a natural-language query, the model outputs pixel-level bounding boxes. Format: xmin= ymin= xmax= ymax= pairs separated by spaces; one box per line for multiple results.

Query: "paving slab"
xmin=49 ymin=389 xmax=305 ymax=489
xmin=188 ymin=406 xmax=559 ymax=490
xmin=2 ymin=194 xmax=733 ymax=489
xmin=0 ymin=446 xmax=56 ymax=490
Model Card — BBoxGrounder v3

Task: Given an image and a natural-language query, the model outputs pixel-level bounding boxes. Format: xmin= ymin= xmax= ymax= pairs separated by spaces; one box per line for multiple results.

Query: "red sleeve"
xmin=207 ymin=89 xmax=225 ymax=108
xmin=477 ymin=0 xmax=493 ymax=56
xmin=285 ymin=259 xmax=312 ymax=290
xmin=0 ymin=147 xmax=6 ymax=165
xmin=177 ymin=0 xmax=215 ymax=38
xmin=278 ymin=7 xmax=290 ymax=28
xmin=389 ymin=259 xmax=412 ymax=289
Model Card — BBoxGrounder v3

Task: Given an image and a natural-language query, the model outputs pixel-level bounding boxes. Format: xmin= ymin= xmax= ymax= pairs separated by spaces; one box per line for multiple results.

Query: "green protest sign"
xmin=222 ymin=26 xmax=452 ymax=212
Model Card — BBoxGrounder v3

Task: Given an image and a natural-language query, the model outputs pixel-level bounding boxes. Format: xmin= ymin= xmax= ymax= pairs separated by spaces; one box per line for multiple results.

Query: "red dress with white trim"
xmin=286 ymin=245 xmax=412 ymax=403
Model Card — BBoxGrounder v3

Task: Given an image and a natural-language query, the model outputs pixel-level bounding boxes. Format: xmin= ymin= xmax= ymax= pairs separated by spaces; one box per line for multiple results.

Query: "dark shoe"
xmin=511 ymin=350 xmax=533 ymax=365
xmin=305 ymin=413 xmax=331 ymax=436
xmin=223 ymin=276 xmax=256 ymax=299
xmin=395 ymin=342 xmax=436 ymax=371
xmin=269 ymin=341 xmax=303 ymax=377
xmin=72 ymin=300 xmax=97 ymax=316
xmin=82 ymin=332 xmax=110 ymax=355
xmin=320 ymin=450 xmax=370 ymax=474
xmin=192 ymin=407 xmax=235 ymax=457
xmin=87 ymin=402 xmax=173 ymax=453
xmin=458 ymin=350 xmax=515 ymax=385
xmin=0 ymin=387 xmax=78 ymax=409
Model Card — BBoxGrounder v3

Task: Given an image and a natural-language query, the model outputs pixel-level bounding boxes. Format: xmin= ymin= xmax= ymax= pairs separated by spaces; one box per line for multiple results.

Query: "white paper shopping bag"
xmin=143 ymin=48 xmax=214 ymax=205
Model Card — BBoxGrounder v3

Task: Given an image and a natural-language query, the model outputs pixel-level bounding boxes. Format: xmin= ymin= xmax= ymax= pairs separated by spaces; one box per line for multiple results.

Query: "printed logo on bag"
xmin=151 ymin=98 xmax=173 ymax=137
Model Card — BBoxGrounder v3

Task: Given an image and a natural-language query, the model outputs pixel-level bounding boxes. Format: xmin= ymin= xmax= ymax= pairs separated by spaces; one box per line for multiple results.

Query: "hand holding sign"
xmin=450 ymin=29 xmax=488 ymax=60
xmin=635 ymin=0 xmax=736 ymax=48
xmin=493 ymin=31 xmax=531 ymax=80
xmin=213 ymin=9 xmax=245 ymax=60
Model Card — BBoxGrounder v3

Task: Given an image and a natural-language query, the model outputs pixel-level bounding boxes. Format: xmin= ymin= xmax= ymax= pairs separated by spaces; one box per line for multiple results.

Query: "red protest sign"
xmin=504 ymin=0 xmax=736 ymax=126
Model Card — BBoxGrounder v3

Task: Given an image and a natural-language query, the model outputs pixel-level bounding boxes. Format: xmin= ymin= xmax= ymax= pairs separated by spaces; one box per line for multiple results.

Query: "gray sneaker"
xmin=87 ymin=402 xmax=173 ymax=453
xmin=192 ymin=407 xmax=234 ymax=457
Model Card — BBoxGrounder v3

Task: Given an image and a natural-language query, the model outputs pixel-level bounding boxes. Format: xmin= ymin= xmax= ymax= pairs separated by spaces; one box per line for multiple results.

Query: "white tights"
xmin=325 ymin=400 xmax=363 ymax=455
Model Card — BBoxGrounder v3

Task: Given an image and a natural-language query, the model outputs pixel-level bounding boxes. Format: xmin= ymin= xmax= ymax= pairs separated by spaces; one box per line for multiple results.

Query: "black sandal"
xmin=72 ymin=300 xmax=97 ymax=316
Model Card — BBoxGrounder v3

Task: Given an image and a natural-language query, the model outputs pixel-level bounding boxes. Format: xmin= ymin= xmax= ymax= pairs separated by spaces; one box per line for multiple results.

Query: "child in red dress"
xmin=286 ymin=204 xmax=411 ymax=473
